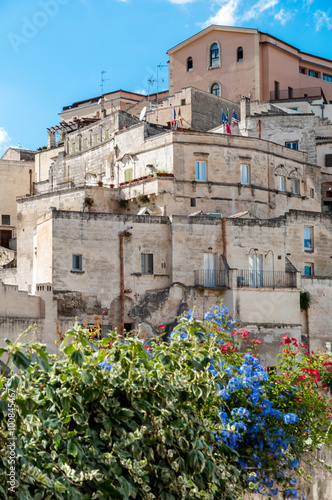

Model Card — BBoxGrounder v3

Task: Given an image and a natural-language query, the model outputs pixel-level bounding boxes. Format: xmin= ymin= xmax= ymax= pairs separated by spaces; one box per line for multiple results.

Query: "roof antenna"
xmin=100 ymin=70 xmax=109 ymax=97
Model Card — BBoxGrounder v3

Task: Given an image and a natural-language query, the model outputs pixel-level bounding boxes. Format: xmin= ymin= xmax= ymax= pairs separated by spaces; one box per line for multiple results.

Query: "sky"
xmin=0 ymin=0 xmax=331 ymax=153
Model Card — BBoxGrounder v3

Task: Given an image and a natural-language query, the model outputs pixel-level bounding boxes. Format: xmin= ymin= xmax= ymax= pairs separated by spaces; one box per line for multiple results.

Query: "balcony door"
xmin=249 ymin=254 xmax=263 ymax=287
xmin=204 ymin=253 xmax=217 ymax=287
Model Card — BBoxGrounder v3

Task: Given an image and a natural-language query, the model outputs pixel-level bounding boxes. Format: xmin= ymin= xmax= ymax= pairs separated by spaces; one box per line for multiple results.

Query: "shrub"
xmin=0 ymin=305 xmax=331 ymax=499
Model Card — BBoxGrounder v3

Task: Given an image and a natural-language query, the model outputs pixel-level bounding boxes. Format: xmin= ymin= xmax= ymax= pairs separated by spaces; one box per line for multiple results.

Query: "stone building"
xmin=0 ymin=147 xmax=35 ymax=249
xmin=1 ymin=27 xmax=332 ymax=364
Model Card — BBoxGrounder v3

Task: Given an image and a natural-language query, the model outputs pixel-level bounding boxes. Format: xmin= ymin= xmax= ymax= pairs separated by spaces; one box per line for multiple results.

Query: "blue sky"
xmin=0 ymin=0 xmax=331 ymax=152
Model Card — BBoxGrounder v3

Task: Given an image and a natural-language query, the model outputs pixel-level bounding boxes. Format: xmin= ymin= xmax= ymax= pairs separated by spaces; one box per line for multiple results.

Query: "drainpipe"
xmin=118 ymin=231 xmax=131 ymax=334
xmin=29 ymin=169 xmax=33 ymax=195
xmin=222 ymin=217 xmax=227 ymax=260
xmin=258 ymin=119 xmax=262 ymax=139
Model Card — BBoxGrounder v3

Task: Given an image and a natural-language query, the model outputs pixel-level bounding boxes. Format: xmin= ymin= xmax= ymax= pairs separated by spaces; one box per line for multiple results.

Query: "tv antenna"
xmin=100 ymin=70 xmax=109 ymax=97
xmin=156 ymin=64 xmax=167 ymax=123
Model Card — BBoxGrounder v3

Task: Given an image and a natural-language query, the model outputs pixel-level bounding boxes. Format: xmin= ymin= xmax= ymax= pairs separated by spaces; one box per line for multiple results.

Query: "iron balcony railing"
xmin=236 ymin=270 xmax=296 ymax=289
xmin=194 ymin=270 xmax=229 ymax=288
xmin=270 ymin=86 xmax=326 ymax=102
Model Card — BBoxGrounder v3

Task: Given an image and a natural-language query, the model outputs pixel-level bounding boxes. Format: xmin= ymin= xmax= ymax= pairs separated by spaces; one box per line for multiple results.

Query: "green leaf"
xmin=67 ymin=439 xmax=79 ymax=457
xmin=64 ymin=344 xmax=75 ymax=355
xmin=160 ymin=354 xmax=172 ymax=366
xmin=12 ymin=351 xmax=31 ymax=371
xmin=81 ymin=370 xmax=94 ymax=385
xmin=70 ymin=350 xmax=85 ymax=366
xmin=5 ymin=339 xmax=13 ymax=346
xmin=98 ymin=481 xmax=124 ymax=499
xmin=117 ymin=408 xmax=135 ymax=421
xmin=7 ymin=374 xmax=20 ymax=390
xmin=0 ymin=347 xmax=8 ymax=358
xmin=0 ymin=399 xmax=8 ymax=413
xmin=36 ymin=355 xmax=50 ymax=372
xmin=187 ymin=449 xmax=205 ymax=473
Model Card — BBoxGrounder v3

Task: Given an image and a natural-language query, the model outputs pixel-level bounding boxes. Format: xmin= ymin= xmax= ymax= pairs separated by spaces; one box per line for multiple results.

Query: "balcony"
xmin=270 ymin=86 xmax=327 ymax=102
xmin=236 ymin=270 xmax=297 ymax=289
xmin=194 ymin=270 xmax=229 ymax=289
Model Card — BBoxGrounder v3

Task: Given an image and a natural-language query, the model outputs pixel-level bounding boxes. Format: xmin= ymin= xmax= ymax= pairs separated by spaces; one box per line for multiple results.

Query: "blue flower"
xmin=283 ymin=413 xmax=299 ymax=424
xmin=99 ymin=361 xmax=112 ymax=371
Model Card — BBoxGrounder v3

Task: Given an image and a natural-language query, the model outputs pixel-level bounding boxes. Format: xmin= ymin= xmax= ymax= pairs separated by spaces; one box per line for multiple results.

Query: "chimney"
xmin=240 ymin=97 xmax=251 ymax=121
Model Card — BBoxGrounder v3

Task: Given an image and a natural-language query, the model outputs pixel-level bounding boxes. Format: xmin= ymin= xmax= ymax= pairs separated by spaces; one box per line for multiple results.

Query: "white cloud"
xmin=274 ymin=8 xmax=293 ymax=25
xmin=203 ymin=0 xmax=241 ymax=27
xmin=134 ymin=89 xmax=148 ymax=95
xmin=242 ymin=0 xmax=279 ymax=21
xmin=303 ymin=0 xmax=313 ymax=7
xmin=203 ymin=0 xmax=279 ymax=28
xmin=314 ymin=10 xmax=332 ymax=31
xmin=0 ymin=128 xmax=10 ymax=145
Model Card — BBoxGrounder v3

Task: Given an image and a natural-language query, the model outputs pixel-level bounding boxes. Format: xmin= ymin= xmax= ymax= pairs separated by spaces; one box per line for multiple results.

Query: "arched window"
xmin=237 ymin=47 xmax=243 ymax=62
xmin=187 ymin=57 xmax=193 ymax=72
xmin=211 ymin=83 xmax=220 ymax=96
xmin=210 ymin=43 xmax=220 ymax=67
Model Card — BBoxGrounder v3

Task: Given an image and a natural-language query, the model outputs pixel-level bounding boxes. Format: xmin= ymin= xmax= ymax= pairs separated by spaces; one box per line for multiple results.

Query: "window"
xmin=210 ymin=43 xmax=220 ymax=67
xmin=325 ymin=154 xmax=332 ymax=167
xmin=105 ymin=129 xmax=110 ymax=141
xmin=304 ymin=226 xmax=313 ymax=249
xmin=323 ymin=74 xmax=332 ymax=82
xmin=285 ymin=141 xmax=298 ymax=150
xmin=83 ymin=139 xmax=88 ymax=150
xmin=187 ymin=57 xmax=193 ymax=72
xmin=292 ymin=179 xmax=300 ymax=195
xmin=299 ymin=67 xmax=306 ymax=74
xmin=237 ymin=46 xmax=243 ymax=62
xmin=277 ymin=175 xmax=285 ymax=192
xmin=141 ymin=253 xmax=153 ymax=274
xmin=195 ymin=161 xmax=207 ymax=181
xmin=210 ymin=83 xmax=220 ymax=96
xmin=1 ymin=215 xmax=10 ymax=225
xmin=249 ymin=254 xmax=263 ymax=287
xmin=124 ymin=168 xmax=133 ymax=182
xmin=309 ymin=70 xmax=319 ymax=78
xmin=310 ymin=188 xmax=314 ymax=198
xmin=241 ymin=164 xmax=250 ymax=185
xmin=303 ymin=264 xmax=313 ymax=276
xmin=72 ymin=254 xmax=83 ymax=272
xmin=190 ymin=198 xmax=196 ymax=207
xmin=181 ymin=99 xmax=186 ymax=106
xmin=94 ymin=134 xmax=98 ymax=145
xmin=71 ymin=143 xmax=76 ymax=154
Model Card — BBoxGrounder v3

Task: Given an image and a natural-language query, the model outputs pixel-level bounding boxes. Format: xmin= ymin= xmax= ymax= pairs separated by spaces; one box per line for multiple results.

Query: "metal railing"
xmin=194 ymin=270 xmax=229 ymax=288
xmin=236 ymin=270 xmax=297 ymax=289
xmin=270 ymin=86 xmax=326 ymax=102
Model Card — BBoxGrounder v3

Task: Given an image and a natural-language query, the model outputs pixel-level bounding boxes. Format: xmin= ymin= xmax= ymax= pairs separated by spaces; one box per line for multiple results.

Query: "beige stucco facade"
xmin=0 ymin=148 xmax=35 ymax=249
xmin=168 ymin=26 xmax=332 ymax=104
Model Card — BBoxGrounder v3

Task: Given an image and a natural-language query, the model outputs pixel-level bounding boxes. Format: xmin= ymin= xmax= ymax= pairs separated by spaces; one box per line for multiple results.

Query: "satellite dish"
xmin=140 ymin=106 xmax=147 ymax=121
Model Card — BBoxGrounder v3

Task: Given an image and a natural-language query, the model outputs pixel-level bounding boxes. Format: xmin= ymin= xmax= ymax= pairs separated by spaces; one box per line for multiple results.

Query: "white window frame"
xmin=195 ymin=161 xmax=207 ymax=182
xmin=241 ymin=164 xmax=250 ymax=185
xmin=292 ymin=179 xmax=300 ymax=195
xmin=277 ymin=175 xmax=285 ymax=191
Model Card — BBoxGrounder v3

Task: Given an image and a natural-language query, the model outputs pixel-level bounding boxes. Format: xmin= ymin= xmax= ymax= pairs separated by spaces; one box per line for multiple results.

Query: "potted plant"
xmin=97 ymin=180 xmax=103 ymax=187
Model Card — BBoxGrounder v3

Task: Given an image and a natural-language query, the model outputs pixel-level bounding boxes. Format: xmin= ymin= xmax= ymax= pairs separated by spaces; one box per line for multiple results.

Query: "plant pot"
xmin=98 ymin=182 xmax=103 ymax=187
xmin=109 ymin=184 xmax=114 ymax=188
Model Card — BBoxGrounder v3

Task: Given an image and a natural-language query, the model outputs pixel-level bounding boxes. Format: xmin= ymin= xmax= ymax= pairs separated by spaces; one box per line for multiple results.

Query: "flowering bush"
xmin=0 ymin=304 xmax=331 ymax=499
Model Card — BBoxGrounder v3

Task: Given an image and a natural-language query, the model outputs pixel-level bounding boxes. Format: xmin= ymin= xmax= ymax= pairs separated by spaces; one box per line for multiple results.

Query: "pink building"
xmin=168 ymin=25 xmax=332 ymax=104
